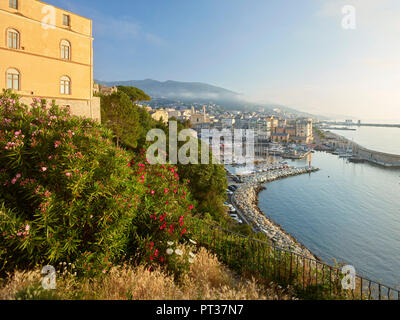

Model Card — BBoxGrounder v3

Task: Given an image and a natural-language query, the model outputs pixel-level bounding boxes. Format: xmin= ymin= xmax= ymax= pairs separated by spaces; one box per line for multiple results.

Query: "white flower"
xmin=166 ymin=248 xmax=174 ymax=255
xmin=167 ymin=241 xmax=174 ymax=246
xmin=189 ymin=252 xmax=195 ymax=258
xmin=189 ymin=239 xmax=197 ymax=245
xmin=175 ymin=249 xmax=183 ymax=256
xmin=188 ymin=258 xmax=194 ymax=264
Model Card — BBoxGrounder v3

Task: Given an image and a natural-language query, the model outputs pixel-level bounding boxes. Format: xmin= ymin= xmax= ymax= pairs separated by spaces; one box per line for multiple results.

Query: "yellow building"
xmin=295 ymin=118 xmax=313 ymax=144
xmin=151 ymin=109 xmax=169 ymax=124
xmin=0 ymin=0 xmax=100 ymax=121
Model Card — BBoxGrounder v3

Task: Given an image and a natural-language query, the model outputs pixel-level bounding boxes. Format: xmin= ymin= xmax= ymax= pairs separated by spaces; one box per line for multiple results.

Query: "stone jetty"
xmin=232 ymin=167 xmax=319 ymax=259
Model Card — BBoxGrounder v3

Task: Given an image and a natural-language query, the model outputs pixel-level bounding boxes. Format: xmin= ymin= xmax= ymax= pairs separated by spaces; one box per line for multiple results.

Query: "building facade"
xmin=151 ymin=109 xmax=169 ymax=123
xmin=0 ymin=0 xmax=100 ymax=121
xmin=190 ymin=106 xmax=210 ymax=124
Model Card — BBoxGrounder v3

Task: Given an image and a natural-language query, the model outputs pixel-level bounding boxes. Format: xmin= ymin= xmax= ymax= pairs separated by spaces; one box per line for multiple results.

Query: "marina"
xmin=257 ymin=152 xmax=400 ymax=289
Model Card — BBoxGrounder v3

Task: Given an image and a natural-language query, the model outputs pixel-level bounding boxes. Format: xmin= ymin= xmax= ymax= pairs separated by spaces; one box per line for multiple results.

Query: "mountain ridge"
xmin=95 ymin=79 xmax=320 ymax=118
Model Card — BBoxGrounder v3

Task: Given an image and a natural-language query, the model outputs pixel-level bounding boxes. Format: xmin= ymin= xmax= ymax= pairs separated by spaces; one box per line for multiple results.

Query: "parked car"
xmin=228 ymin=185 xmax=238 ymax=192
xmin=233 ymin=217 xmax=243 ymax=224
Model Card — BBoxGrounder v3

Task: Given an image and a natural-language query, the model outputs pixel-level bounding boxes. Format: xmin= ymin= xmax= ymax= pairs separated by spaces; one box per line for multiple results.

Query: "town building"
xmin=221 ymin=118 xmax=235 ymax=128
xmin=0 ymin=0 xmax=100 ymax=121
xmin=271 ymin=132 xmax=290 ymax=143
xmin=294 ymin=118 xmax=313 ymax=144
xmin=190 ymin=106 xmax=210 ymax=124
xmin=96 ymin=85 xmax=117 ymax=96
xmin=151 ymin=109 xmax=169 ymax=123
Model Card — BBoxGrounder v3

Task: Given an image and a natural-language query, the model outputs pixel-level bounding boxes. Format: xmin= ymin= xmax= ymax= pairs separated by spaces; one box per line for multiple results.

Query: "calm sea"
xmin=329 ymin=126 xmax=400 ymax=155
xmin=258 ymin=151 xmax=400 ymax=288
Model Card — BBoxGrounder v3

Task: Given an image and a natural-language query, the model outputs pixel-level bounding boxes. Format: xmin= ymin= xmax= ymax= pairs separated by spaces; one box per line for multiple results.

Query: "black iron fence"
xmin=189 ymin=218 xmax=400 ymax=300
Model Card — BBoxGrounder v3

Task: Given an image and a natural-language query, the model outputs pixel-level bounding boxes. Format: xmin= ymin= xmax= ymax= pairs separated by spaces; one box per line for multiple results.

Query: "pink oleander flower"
xmin=54 ymin=141 xmax=61 ymax=148
xmin=41 ymin=167 xmax=47 ymax=172
xmin=65 ymin=172 xmax=72 ymax=177
xmin=25 ymin=224 xmax=30 ymax=232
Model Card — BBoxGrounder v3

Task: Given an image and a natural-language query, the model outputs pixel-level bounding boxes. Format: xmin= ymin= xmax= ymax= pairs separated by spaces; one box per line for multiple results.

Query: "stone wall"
xmin=354 ymin=144 xmax=400 ymax=167
xmin=327 ymin=131 xmax=400 ymax=167
xmin=20 ymin=96 xmax=101 ymax=122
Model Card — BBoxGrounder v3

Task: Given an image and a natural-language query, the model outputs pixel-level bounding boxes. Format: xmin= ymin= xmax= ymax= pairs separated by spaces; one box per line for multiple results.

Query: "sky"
xmin=47 ymin=0 xmax=400 ymax=122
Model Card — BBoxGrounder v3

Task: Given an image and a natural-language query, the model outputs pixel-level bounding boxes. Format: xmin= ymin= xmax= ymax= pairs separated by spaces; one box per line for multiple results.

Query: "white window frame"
xmin=60 ymin=76 xmax=71 ymax=95
xmin=8 ymin=29 xmax=19 ymax=49
xmin=9 ymin=0 xmax=18 ymax=9
xmin=61 ymin=40 xmax=71 ymax=60
xmin=63 ymin=14 xmax=70 ymax=26
xmin=6 ymin=68 xmax=20 ymax=91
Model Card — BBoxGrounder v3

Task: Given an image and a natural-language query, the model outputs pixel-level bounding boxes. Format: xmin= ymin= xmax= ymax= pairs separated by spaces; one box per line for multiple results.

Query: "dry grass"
xmin=0 ymin=246 xmax=296 ymax=300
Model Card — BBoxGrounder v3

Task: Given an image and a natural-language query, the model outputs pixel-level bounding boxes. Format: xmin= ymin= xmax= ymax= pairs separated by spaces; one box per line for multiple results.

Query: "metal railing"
xmin=189 ymin=218 xmax=400 ymax=300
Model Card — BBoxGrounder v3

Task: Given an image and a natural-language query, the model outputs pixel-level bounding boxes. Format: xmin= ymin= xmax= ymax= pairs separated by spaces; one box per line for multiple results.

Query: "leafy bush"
xmin=128 ymin=150 xmax=195 ymax=275
xmin=0 ymin=90 xmax=144 ymax=273
xmin=0 ymin=90 xmax=198 ymax=277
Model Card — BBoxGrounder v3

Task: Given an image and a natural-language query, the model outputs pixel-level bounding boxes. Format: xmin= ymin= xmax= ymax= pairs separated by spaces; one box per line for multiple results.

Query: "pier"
xmin=326 ymin=132 xmax=400 ymax=167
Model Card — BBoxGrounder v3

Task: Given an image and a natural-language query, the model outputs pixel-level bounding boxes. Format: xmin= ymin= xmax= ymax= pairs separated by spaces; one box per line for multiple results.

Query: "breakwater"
xmin=327 ymin=132 xmax=400 ymax=167
xmin=232 ymin=167 xmax=319 ymax=259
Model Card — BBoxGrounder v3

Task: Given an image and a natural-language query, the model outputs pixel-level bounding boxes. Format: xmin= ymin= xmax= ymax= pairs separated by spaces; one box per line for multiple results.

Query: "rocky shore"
xmin=232 ymin=167 xmax=319 ymax=260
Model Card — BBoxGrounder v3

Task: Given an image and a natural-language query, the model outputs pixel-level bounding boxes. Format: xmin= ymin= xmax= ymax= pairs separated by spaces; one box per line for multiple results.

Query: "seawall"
xmin=327 ymin=132 xmax=400 ymax=167
xmin=232 ymin=167 xmax=319 ymax=260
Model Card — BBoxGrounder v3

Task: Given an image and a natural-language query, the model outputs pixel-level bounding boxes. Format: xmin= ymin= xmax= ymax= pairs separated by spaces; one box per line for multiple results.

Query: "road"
xmin=225 ymin=170 xmax=258 ymax=232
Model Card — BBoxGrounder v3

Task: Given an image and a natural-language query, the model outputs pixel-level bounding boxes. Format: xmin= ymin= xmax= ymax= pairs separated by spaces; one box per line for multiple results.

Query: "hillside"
xmin=95 ymin=79 xmax=317 ymax=118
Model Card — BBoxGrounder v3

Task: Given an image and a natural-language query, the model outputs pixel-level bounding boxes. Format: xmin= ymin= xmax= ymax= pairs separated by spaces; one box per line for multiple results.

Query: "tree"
xmin=173 ymin=121 xmax=227 ymax=220
xmin=117 ymin=86 xmax=151 ymax=103
xmin=100 ymin=91 xmax=140 ymax=148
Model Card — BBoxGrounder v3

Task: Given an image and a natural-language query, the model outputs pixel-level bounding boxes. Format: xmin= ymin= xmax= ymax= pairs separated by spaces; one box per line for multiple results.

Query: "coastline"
xmin=232 ymin=167 xmax=320 ymax=261
xmin=324 ymin=131 xmax=400 ymax=168
xmin=253 ymin=184 xmax=321 ymax=261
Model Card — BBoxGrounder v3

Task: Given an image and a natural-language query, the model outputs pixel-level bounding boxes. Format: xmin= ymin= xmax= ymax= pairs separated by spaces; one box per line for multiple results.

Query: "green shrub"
xmin=0 ymin=90 xmax=144 ymax=273
xmin=128 ymin=150 xmax=195 ymax=274
xmin=0 ymin=90 xmax=198 ymax=277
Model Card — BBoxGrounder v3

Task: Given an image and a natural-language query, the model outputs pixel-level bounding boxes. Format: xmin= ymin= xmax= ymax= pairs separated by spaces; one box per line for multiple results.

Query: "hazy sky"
xmin=48 ymin=0 xmax=400 ymax=121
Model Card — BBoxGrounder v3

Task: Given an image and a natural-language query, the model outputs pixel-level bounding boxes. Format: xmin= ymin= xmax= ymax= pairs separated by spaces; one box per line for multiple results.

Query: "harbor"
xmin=227 ymin=165 xmax=319 ymax=259
xmin=256 ymin=151 xmax=400 ymax=289
xmin=313 ymin=125 xmax=400 ymax=167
